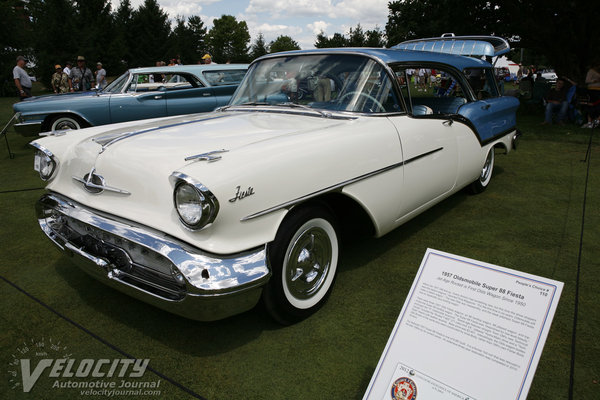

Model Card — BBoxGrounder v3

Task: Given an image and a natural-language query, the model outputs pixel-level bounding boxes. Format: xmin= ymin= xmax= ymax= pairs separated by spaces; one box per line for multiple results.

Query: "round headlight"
xmin=34 ymin=150 xmax=57 ymax=181
xmin=175 ymin=183 xmax=205 ymax=227
xmin=172 ymin=174 xmax=219 ymax=231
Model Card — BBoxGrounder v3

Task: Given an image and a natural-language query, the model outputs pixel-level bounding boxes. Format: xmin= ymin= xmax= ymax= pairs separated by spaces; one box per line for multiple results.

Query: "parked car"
xmin=32 ymin=35 xmax=520 ymax=324
xmin=14 ymin=64 xmax=248 ymax=135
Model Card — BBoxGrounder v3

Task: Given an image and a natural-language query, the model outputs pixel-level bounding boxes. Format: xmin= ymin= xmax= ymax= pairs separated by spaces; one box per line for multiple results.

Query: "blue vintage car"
xmin=13 ymin=64 xmax=248 ymax=135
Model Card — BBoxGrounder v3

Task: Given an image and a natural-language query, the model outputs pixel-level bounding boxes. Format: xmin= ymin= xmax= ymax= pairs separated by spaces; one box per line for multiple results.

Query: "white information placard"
xmin=363 ymin=249 xmax=563 ymax=400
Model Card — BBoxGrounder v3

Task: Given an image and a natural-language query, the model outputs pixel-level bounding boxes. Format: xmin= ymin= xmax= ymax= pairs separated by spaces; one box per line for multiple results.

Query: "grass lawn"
xmin=0 ymin=95 xmax=598 ymax=399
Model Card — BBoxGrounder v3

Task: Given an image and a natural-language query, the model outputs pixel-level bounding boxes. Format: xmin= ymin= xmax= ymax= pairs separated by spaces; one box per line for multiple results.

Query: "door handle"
xmin=481 ymin=103 xmax=491 ymax=110
xmin=202 ymin=93 xmax=212 ymax=97
xmin=442 ymin=120 xmax=453 ymax=126
xmin=154 ymin=95 xmax=163 ymax=100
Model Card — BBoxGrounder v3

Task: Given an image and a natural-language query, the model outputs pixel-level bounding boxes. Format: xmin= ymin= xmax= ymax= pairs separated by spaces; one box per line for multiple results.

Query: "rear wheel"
xmin=469 ymin=148 xmax=495 ymax=193
xmin=263 ymin=206 xmax=339 ymax=325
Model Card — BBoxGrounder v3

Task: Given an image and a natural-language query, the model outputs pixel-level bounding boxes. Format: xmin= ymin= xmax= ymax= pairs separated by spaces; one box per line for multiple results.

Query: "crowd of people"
xmin=11 ymin=53 xmax=600 ymax=128
xmin=14 ymin=55 xmax=108 ymax=100
xmin=536 ymin=60 xmax=600 ymax=128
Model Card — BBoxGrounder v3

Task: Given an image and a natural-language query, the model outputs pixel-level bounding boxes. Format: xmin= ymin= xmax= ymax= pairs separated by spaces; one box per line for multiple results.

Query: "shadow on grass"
xmin=53 ymin=257 xmax=280 ymax=357
xmin=51 ymin=172 xmax=504 ymax=358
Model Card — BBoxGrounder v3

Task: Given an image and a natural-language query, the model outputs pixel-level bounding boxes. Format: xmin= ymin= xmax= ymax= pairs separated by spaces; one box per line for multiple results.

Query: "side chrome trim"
xmin=94 ymin=114 xmax=228 ymax=153
xmin=241 ymin=147 xmax=443 ymax=221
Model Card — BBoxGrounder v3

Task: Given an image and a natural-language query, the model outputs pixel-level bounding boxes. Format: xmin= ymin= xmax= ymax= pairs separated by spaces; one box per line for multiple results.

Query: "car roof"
xmin=129 ymin=64 xmax=249 ymax=74
xmin=255 ymin=48 xmax=491 ymax=71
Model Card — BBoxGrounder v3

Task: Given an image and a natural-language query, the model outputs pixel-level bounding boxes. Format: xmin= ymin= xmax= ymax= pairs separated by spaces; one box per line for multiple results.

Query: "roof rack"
xmin=393 ymin=33 xmax=510 ymax=57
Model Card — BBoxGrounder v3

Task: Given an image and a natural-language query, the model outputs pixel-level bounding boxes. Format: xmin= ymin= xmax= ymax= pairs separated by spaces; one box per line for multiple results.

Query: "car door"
xmin=388 ymin=65 xmax=463 ymax=220
xmin=458 ymin=68 xmax=519 ymax=143
xmin=163 ymin=73 xmax=217 ymax=116
xmin=109 ymin=73 xmax=167 ymax=124
xmin=202 ymin=69 xmax=248 ymax=107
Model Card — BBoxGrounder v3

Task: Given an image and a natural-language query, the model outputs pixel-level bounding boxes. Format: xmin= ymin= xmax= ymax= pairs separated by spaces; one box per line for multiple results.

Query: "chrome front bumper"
xmin=12 ymin=113 xmax=42 ymax=136
xmin=36 ymin=193 xmax=271 ymax=321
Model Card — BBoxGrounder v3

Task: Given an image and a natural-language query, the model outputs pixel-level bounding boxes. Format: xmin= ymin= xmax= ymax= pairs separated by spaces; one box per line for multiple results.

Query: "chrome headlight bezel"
xmin=171 ymin=172 xmax=219 ymax=231
xmin=31 ymin=143 xmax=58 ymax=181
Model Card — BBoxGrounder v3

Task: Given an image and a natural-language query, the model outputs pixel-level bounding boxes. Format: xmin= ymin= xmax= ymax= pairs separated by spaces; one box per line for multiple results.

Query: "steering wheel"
xmin=337 ymin=91 xmax=385 ymax=113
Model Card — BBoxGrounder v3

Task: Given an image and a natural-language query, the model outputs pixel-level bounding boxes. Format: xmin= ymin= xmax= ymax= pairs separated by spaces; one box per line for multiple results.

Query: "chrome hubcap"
xmin=285 ymin=227 xmax=332 ymax=300
xmin=55 ymin=119 xmax=78 ymax=130
xmin=480 ymin=151 xmax=493 ymax=182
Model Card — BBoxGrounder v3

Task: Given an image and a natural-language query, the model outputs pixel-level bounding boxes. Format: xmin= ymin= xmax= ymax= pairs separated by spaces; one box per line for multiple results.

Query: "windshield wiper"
xmin=275 ymin=102 xmax=331 ymax=118
xmin=216 ymin=102 xmax=270 ymax=112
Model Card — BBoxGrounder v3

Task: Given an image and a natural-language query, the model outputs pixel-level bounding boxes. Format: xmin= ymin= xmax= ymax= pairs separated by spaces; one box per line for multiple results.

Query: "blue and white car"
xmin=32 ymin=35 xmax=520 ymax=324
xmin=14 ymin=64 xmax=248 ymax=135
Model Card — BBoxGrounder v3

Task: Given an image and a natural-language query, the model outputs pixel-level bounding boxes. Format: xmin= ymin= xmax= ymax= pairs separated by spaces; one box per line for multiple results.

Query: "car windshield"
xmin=103 ymin=71 xmax=130 ymax=94
xmin=229 ymin=54 xmax=400 ymax=113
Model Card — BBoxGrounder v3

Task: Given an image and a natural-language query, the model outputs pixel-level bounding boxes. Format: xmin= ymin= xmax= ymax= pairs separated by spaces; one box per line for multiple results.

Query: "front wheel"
xmin=263 ymin=207 xmax=339 ymax=325
xmin=49 ymin=115 xmax=86 ymax=131
xmin=469 ymin=148 xmax=495 ymax=194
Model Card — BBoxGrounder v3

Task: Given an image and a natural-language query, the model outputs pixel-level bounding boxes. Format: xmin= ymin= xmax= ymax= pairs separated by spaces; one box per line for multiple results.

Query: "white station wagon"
xmin=32 ymin=36 xmax=520 ymax=324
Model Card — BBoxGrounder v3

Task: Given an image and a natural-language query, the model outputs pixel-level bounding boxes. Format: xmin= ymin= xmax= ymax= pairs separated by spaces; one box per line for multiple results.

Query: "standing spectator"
xmin=95 ymin=62 xmax=107 ymax=89
xmin=583 ymin=60 xmax=600 ymax=128
xmin=13 ymin=55 xmax=32 ymax=100
xmin=51 ymin=65 xmax=69 ymax=93
xmin=542 ymin=78 xmax=569 ymax=125
xmin=69 ymin=56 xmax=94 ymax=92
xmin=202 ymin=54 xmax=216 ymax=64
xmin=63 ymin=61 xmax=72 ymax=77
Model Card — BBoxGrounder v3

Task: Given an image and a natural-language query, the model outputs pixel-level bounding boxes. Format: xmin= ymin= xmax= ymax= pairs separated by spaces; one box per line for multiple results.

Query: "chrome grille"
xmin=45 ymin=212 xmax=186 ymax=300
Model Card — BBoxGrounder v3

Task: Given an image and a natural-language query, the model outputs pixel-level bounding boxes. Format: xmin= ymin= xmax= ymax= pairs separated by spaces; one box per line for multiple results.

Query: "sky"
xmin=113 ymin=0 xmax=391 ymax=50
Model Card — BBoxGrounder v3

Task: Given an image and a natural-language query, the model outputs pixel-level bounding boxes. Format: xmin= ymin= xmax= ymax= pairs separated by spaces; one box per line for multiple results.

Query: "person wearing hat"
xmin=51 ymin=64 xmax=69 ymax=93
xmin=95 ymin=62 xmax=107 ymax=89
xmin=69 ymin=55 xmax=94 ymax=92
xmin=202 ymin=54 xmax=217 ymax=64
xmin=13 ymin=55 xmax=32 ymax=100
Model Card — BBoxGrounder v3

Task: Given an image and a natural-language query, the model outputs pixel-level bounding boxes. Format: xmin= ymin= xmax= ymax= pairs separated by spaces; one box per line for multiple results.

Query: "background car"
xmin=32 ymin=36 xmax=519 ymax=324
xmin=13 ymin=64 xmax=248 ymax=135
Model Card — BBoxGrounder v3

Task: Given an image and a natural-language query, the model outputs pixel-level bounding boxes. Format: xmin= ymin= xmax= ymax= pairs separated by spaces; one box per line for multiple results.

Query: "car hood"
xmin=36 ymin=111 xmax=356 ymax=248
xmin=14 ymin=91 xmax=105 ymax=108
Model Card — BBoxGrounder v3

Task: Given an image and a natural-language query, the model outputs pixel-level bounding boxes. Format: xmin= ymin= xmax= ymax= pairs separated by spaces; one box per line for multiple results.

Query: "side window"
xmin=163 ymin=74 xmax=197 ymax=90
xmin=464 ymin=68 xmax=499 ymax=99
xmin=392 ymin=65 xmax=467 ymax=116
xmin=203 ymin=70 xmax=247 ymax=86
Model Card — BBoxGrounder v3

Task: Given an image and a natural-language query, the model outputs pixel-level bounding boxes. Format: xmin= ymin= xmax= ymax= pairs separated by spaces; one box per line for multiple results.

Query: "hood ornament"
xmin=185 ymin=149 xmax=229 ymax=163
xmin=73 ymin=168 xmax=131 ymax=195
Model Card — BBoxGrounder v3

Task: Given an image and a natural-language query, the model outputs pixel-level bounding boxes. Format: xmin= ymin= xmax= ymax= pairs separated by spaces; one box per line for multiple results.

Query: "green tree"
xmin=109 ymin=0 xmax=135 ymax=73
xmin=365 ymin=27 xmax=386 ymax=48
xmin=250 ymin=33 xmax=269 ymax=60
xmin=72 ymin=0 xmax=114 ymax=73
xmin=328 ymin=33 xmax=348 ymax=47
xmin=385 ymin=0 xmax=599 ymax=81
xmin=269 ymin=35 xmax=301 ymax=53
xmin=27 ymin=0 xmax=78 ymax=87
xmin=130 ymin=0 xmax=171 ymax=67
xmin=1 ymin=0 xmax=34 ymax=95
xmin=207 ymin=15 xmax=250 ymax=63
xmin=347 ymin=24 xmax=365 ymax=47
xmin=187 ymin=16 xmax=207 ymax=62
xmin=314 ymin=31 xmax=331 ymax=48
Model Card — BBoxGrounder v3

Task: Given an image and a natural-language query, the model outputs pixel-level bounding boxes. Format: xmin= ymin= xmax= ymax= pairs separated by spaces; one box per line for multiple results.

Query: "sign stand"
xmin=0 ymin=113 xmax=20 ymax=159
